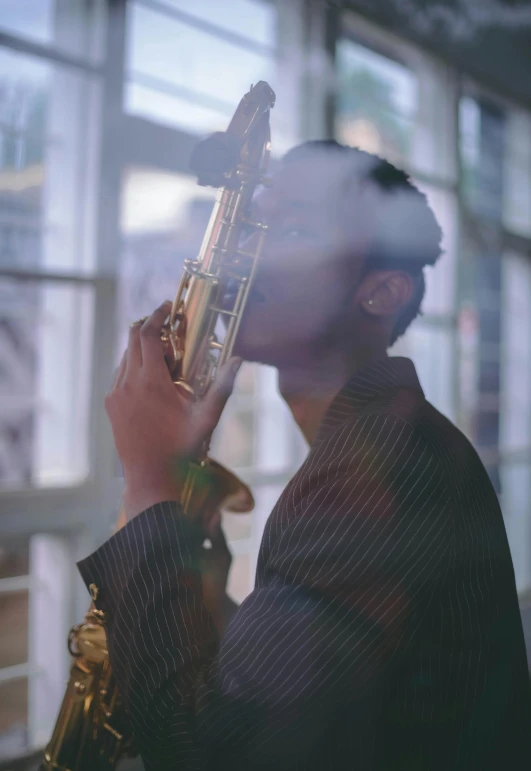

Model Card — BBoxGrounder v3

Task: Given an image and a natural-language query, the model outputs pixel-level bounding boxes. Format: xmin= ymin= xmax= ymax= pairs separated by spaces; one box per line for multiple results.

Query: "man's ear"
xmin=359 ymin=271 xmax=416 ymax=318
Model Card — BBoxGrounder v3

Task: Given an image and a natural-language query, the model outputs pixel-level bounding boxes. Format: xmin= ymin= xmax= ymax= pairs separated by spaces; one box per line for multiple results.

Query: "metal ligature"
xmin=41 ymin=80 xmax=276 ymax=771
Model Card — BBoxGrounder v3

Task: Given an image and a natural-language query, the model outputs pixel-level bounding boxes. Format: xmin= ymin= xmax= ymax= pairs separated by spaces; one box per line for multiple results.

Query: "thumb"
xmin=201 ymin=357 xmax=242 ymax=432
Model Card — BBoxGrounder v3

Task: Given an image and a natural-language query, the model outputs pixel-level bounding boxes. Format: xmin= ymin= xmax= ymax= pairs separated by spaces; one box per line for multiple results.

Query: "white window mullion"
xmin=28 ymin=533 xmax=71 ymax=750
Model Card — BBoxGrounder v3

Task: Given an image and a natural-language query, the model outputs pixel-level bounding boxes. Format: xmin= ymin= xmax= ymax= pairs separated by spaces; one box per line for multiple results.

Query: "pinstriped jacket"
xmin=78 ymin=357 xmax=531 ymax=770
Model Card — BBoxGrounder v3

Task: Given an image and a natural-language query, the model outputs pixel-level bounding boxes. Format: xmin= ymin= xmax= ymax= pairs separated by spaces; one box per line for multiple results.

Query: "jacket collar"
xmin=313 ymin=357 xmax=424 ymax=446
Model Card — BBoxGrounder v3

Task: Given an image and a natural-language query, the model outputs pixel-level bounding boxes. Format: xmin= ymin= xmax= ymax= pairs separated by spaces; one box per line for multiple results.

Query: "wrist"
xmin=122 ymin=472 xmax=183 ymax=521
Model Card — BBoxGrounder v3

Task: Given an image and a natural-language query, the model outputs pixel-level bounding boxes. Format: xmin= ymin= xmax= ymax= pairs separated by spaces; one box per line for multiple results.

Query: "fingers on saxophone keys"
xmin=130 ymin=316 xmax=147 ymax=331
xmin=140 ymin=301 xmax=173 ymax=371
xmin=140 ymin=301 xmax=172 ymax=336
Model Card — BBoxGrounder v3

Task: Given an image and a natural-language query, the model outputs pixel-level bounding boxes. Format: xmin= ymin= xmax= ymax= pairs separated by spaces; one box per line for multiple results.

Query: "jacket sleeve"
xmin=77 ymin=413 xmax=454 ymax=771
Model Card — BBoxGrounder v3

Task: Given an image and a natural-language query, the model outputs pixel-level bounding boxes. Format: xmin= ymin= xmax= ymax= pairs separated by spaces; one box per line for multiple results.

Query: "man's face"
xmin=231 ymin=153 xmax=367 ymax=367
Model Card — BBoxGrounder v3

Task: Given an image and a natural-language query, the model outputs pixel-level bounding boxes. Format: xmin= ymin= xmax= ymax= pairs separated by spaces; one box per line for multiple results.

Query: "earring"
xmin=367 ymin=299 xmax=374 ymax=306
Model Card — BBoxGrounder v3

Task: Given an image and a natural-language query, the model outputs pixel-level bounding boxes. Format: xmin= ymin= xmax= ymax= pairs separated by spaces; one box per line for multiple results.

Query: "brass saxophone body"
xmin=41 ymin=81 xmax=276 ymax=770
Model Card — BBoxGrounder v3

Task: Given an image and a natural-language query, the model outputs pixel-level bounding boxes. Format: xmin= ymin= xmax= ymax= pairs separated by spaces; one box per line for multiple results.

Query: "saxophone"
xmin=41 ymin=81 xmax=276 ymax=771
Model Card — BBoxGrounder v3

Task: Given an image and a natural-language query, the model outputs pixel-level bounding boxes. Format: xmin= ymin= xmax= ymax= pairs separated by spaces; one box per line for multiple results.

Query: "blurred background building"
xmin=0 ymin=0 xmax=530 ymax=766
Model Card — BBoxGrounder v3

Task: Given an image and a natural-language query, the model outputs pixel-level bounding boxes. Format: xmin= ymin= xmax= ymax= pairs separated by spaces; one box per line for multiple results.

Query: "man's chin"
xmin=232 ymin=336 xmax=279 ymax=368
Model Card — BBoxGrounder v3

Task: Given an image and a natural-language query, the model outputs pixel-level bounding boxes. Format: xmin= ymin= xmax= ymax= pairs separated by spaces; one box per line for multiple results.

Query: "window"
xmin=0 ymin=48 xmax=100 ymax=275
xmin=458 ymin=95 xmax=506 ymax=492
xmin=0 ymin=533 xmax=72 ymax=759
xmin=0 ymin=0 xmax=105 ymax=63
xmin=0 ymin=46 xmax=99 ymax=489
xmin=416 ymin=183 xmax=458 ymax=318
xmin=504 ymin=108 xmax=531 ymax=238
xmin=500 ymin=251 xmax=531 ymax=592
xmin=0 ymin=0 xmax=106 ymax=758
xmin=336 ymin=36 xmax=417 ymax=165
xmin=125 ymin=0 xmax=276 ymax=135
xmin=336 ymin=17 xmax=459 ymax=424
xmin=2 ymin=4 xmax=530 ymax=763
xmin=119 ymin=168 xmax=216 ymax=340
xmin=0 ymin=277 xmax=95 ymax=488
xmin=149 ymin=0 xmax=276 ymax=45
xmin=0 ymin=538 xmax=29 ymax=760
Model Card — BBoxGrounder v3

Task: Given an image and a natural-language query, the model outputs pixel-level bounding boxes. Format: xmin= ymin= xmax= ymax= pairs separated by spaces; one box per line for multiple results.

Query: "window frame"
xmin=2 ymin=0 xmax=531 ymax=760
xmin=0 ymin=0 xmax=308 ymax=755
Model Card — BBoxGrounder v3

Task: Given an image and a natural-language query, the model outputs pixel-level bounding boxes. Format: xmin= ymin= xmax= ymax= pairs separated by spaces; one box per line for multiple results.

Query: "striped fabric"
xmin=78 ymin=357 xmax=531 ymax=770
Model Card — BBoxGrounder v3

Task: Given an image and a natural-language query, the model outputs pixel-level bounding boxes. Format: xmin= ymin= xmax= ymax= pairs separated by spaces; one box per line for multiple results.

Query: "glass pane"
xmin=247 ymin=480 xmax=287 ymax=572
xmin=125 ymin=3 xmax=275 ymax=136
xmin=409 ymin=56 xmax=457 ymax=182
xmin=254 ymin=364 xmax=302 ymax=474
xmin=0 ymin=678 xmax=28 ymax=760
xmin=223 ymin=512 xmax=252 ymax=542
xmin=501 ymin=461 xmax=531 ymax=593
xmin=119 ymin=167 xmax=216 ymax=352
xmin=336 ymin=37 xmax=417 ymax=164
xmin=0 ymin=46 xmax=100 ymax=273
xmin=460 ymin=96 xmax=505 ymax=220
xmin=227 ymin=552 xmax=251 ymax=604
xmin=0 ymin=277 xmax=94 ymax=488
xmin=213 ymin=408 xmax=255 ymax=470
xmin=0 ymin=0 xmax=104 ymax=63
xmin=126 ymin=81 xmax=230 ymax=135
xmin=392 ymin=322 xmax=455 ymax=421
xmin=0 ymin=538 xmax=29 ymax=579
xmin=0 ymin=591 xmax=29 ymax=669
xmin=414 ymin=182 xmax=458 ymax=317
xmin=154 ymin=0 xmax=276 ymax=47
xmin=503 ymin=108 xmax=531 ymax=237
xmin=500 ymin=251 xmax=531 ymax=453
xmin=0 ymin=0 xmax=54 ymax=43
xmin=459 ymin=96 xmax=481 ymax=182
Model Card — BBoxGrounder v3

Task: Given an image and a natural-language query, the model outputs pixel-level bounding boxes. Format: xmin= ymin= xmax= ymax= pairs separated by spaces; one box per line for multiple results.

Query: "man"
xmin=79 ymin=141 xmax=531 ymax=770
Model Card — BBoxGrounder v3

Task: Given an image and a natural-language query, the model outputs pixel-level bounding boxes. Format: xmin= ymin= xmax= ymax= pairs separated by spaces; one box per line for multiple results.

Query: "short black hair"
xmin=283 ymin=140 xmax=443 ymax=345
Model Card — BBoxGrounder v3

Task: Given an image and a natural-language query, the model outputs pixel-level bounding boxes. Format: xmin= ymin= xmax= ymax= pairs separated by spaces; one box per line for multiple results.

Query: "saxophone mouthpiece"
xmin=189 ymin=132 xmax=241 ymax=187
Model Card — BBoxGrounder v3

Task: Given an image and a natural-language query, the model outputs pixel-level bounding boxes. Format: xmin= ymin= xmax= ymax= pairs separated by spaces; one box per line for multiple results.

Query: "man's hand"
xmin=105 ymin=301 xmax=242 ymax=520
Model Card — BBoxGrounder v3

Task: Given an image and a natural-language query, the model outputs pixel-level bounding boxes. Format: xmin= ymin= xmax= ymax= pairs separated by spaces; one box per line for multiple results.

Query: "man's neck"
xmin=278 ymin=347 xmax=388 ymax=445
